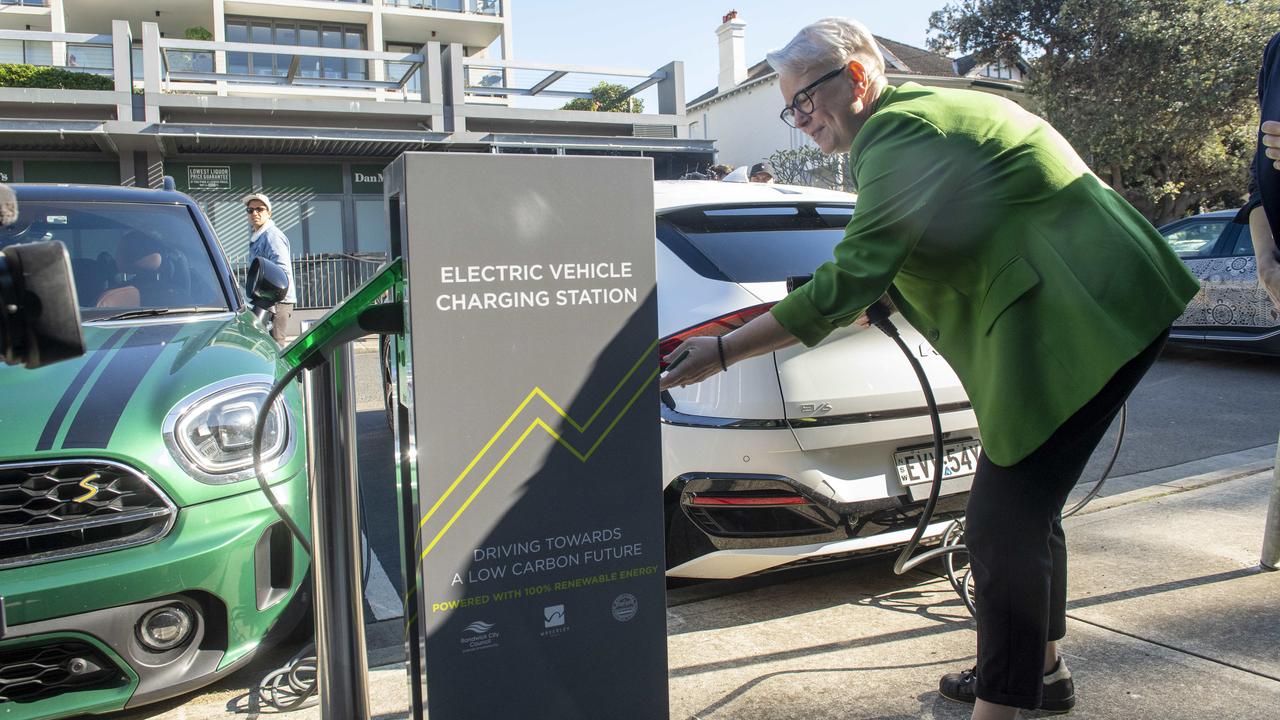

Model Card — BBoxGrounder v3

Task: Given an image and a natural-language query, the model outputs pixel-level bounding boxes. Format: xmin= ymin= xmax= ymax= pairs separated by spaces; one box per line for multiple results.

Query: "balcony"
xmin=0 ymin=22 xmax=704 ymax=158
xmin=0 ymin=0 xmax=52 ymax=33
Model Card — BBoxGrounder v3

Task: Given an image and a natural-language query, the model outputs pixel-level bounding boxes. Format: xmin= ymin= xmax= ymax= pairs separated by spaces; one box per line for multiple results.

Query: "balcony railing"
xmin=384 ymin=0 xmax=502 ymax=15
xmin=152 ymin=34 xmax=427 ymax=93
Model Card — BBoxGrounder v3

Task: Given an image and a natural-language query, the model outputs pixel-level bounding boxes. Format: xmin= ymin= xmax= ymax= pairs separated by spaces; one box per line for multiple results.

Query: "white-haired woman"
xmin=659 ymin=16 xmax=1198 ymax=720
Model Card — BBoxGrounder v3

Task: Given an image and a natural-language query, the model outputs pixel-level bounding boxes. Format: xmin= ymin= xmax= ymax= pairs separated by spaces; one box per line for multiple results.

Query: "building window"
xmin=354 ymin=198 xmax=390 ymax=254
xmin=0 ymin=39 xmax=52 ymax=66
xmin=385 ymin=43 xmax=420 ymax=93
xmin=226 ymin=17 xmax=367 ymax=79
xmin=982 ymin=60 xmax=1015 ymax=80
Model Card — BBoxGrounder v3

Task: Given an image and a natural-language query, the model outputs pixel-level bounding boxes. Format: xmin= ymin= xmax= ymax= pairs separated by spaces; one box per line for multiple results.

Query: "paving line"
xmin=1065 ymin=613 xmax=1280 ymax=684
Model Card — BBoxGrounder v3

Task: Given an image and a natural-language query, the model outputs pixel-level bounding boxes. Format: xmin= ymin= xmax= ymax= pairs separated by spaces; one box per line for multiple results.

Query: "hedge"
xmin=0 ymin=64 xmax=114 ymax=91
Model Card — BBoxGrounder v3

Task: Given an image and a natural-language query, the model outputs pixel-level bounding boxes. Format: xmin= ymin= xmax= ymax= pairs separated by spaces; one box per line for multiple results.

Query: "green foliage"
xmin=183 ymin=26 xmax=214 ymax=41
xmin=769 ymin=146 xmax=851 ymax=191
xmin=930 ymin=0 xmax=1273 ymax=225
xmin=0 ymin=64 xmax=113 ymax=91
xmin=561 ymin=82 xmax=644 ymax=113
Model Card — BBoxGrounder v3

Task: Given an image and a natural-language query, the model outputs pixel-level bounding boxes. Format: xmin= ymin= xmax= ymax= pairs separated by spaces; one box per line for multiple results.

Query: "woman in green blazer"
xmin=660 ymin=17 xmax=1199 ymax=720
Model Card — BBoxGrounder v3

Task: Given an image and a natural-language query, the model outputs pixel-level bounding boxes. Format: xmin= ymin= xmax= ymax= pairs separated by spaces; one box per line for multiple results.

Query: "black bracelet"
xmin=716 ymin=335 xmax=728 ymax=371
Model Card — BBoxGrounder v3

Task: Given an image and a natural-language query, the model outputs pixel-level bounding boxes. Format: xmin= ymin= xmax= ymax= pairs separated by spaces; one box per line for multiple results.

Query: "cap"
xmin=749 ymin=163 xmax=772 ymax=177
xmin=242 ymin=192 xmax=272 ymax=212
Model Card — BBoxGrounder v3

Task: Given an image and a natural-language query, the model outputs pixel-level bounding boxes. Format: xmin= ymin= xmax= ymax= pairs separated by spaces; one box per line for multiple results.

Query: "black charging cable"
xmin=865 ymin=295 xmax=1125 ymax=614
xmin=250 ymin=302 xmax=403 ymax=711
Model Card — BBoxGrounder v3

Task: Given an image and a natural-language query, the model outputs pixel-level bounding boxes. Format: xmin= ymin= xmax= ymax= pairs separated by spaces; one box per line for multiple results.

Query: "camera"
xmin=0 ymin=184 xmax=85 ymax=370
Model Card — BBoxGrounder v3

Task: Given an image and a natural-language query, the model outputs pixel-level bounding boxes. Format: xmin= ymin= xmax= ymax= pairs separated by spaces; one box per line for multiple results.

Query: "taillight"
xmin=658 ymin=302 xmax=775 ymax=369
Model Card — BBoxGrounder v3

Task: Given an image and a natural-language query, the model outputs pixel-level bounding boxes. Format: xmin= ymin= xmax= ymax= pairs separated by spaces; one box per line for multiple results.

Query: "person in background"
xmin=709 ymin=164 xmax=733 ymax=180
xmin=659 ymin=17 xmax=1198 ymax=720
xmin=243 ymin=193 xmax=295 ymax=346
xmin=748 ymin=162 xmax=774 ymax=183
xmin=1243 ymin=31 xmax=1280 ymax=312
xmin=1242 ymin=31 xmax=1280 ymax=572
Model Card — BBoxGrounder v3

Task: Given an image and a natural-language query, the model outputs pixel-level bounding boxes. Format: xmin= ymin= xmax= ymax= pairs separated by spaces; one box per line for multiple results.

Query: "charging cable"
xmin=865 ymin=297 xmax=1125 ymax=614
xmin=250 ymin=301 xmax=403 ymax=711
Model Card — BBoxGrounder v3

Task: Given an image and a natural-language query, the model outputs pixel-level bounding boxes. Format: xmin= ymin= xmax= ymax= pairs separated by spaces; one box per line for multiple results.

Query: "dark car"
xmin=0 ymin=183 xmax=309 ymax=719
xmin=1160 ymin=209 xmax=1280 ymax=355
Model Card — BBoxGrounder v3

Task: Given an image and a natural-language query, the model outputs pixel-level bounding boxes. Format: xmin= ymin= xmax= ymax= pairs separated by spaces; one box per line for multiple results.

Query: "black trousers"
xmin=967 ymin=329 xmax=1168 ymax=708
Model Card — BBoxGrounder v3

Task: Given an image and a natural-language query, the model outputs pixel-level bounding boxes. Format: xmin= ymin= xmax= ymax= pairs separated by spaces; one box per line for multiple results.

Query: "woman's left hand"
xmin=1264 ymin=120 xmax=1280 ymax=170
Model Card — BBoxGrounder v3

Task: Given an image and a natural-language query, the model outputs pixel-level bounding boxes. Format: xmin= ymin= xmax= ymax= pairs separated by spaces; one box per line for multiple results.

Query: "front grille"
xmin=0 ymin=460 xmax=176 ymax=569
xmin=0 ymin=640 xmax=127 ymax=704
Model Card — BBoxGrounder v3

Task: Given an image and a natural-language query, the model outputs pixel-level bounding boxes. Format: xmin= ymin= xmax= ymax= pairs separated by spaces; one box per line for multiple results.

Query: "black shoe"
xmin=937 ymin=660 xmax=1076 ymax=712
xmin=938 ymin=666 xmax=978 ymax=704
xmin=1040 ymin=658 xmax=1077 ymax=713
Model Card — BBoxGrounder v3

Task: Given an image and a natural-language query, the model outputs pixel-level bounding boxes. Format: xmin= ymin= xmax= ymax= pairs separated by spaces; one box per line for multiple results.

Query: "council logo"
xmin=611 ymin=593 xmax=638 ymax=622
xmin=460 ymin=620 xmax=499 ymax=653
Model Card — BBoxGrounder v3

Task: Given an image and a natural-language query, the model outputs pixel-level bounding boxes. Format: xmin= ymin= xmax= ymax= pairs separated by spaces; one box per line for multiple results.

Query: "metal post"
xmin=305 ymin=342 xmax=371 ymax=719
xmin=1262 ymin=440 xmax=1280 ymax=571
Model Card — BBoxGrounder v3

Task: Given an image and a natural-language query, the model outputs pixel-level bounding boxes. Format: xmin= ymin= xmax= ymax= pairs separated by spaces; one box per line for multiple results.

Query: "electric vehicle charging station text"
xmin=384 ymin=153 xmax=668 ymax=719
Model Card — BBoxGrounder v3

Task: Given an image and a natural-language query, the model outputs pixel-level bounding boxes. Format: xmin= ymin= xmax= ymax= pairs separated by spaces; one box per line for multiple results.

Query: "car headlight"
xmin=163 ymin=375 xmax=296 ymax=485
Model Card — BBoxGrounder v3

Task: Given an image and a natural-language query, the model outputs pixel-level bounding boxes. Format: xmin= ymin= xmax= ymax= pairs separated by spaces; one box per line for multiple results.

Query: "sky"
xmin=510 ymin=1 xmax=952 ymax=100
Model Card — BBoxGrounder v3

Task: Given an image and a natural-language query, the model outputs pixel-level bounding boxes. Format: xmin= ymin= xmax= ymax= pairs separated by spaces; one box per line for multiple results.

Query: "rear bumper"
xmin=667 ymin=518 xmax=963 ymax=579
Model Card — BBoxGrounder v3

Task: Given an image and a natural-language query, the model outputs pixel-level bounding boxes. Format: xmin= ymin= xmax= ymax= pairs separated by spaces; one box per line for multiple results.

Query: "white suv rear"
xmin=657 ymin=181 xmax=981 ymax=579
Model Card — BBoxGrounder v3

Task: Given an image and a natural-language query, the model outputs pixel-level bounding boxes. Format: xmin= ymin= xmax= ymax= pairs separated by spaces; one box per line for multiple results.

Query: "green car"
xmin=0 ymin=183 xmax=309 ymax=719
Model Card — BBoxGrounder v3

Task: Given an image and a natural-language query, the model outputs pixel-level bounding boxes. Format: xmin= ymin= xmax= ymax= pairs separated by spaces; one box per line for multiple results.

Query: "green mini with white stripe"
xmin=0 ymin=183 xmax=309 ymax=720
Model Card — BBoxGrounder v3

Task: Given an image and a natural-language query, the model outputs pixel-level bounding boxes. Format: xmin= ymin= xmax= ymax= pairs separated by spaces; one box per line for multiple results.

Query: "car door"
xmin=1201 ymin=222 xmax=1280 ymax=331
xmin=1163 ymin=215 xmax=1233 ymax=333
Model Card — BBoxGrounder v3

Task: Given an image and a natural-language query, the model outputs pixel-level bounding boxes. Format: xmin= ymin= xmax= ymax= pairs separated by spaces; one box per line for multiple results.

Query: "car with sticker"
xmin=0 ymin=182 xmax=308 ymax=719
xmin=1158 ymin=209 xmax=1280 ymax=355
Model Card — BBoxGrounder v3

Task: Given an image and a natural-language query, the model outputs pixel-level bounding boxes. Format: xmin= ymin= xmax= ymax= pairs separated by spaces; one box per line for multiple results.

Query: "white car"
xmin=656 ymin=181 xmax=981 ymax=579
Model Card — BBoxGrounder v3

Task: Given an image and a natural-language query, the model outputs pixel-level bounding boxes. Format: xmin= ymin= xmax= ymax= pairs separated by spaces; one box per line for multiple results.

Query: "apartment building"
xmin=0 ymin=0 xmax=711 ymax=308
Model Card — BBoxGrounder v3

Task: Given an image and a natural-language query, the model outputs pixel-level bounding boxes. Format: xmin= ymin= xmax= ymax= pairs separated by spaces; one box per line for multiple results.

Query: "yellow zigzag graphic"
xmin=418 ymin=340 xmax=659 ymax=562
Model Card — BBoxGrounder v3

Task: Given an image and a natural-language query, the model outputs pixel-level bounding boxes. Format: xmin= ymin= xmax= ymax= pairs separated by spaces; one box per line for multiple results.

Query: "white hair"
xmin=766 ymin=17 xmax=887 ymax=94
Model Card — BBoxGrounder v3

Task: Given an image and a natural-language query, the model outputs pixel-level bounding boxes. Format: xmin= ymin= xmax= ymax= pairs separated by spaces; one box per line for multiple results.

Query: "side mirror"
xmin=0 ymin=240 xmax=86 ymax=369
xmin=245 ymin=257 xmax=288 ymax=312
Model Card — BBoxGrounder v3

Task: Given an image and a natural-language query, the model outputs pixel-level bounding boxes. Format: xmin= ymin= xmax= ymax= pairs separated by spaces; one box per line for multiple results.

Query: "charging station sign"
xmin=388 ymin=153 xmax=667 ymax=719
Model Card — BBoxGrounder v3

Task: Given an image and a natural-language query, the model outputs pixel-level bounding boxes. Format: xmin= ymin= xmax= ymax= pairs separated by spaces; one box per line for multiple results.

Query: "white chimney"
xmin=716 ymin=10 xmax=747 ymax=95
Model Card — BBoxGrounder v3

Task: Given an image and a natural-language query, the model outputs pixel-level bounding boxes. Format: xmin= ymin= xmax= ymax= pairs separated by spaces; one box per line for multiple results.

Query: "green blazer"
xmin=771 ymin=82 xmax=1199 ymax=467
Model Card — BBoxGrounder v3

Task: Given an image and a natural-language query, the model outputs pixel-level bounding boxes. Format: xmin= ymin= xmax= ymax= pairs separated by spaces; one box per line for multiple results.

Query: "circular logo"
xmin=611 ymin=593 xmax=638 ymax=622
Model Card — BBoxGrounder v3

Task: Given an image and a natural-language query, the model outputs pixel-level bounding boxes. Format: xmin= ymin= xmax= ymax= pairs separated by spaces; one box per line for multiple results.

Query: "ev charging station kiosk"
xmin=302 ymin=153 xmax=669 ymax=720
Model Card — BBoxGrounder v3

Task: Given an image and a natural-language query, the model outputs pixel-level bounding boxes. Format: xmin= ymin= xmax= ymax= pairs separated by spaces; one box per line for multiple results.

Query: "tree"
xmin=929 ymin=0 xmax=1272 ymax=225
xmin=768 ymin=146 xmax=851 ymax=191
xmin=561 ymin=82 xmax=644 ymax=113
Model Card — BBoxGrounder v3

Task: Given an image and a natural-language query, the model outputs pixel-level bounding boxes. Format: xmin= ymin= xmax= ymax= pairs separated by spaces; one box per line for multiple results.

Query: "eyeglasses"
xmin=245 ymin=206 xmax=268 ymax=214
xmin=779 ymin=66 xmax=845 ymax=128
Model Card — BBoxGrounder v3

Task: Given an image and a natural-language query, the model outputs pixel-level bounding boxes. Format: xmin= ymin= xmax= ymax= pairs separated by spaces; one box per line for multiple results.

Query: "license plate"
xmin=894 ymin=440 xmax=982 ymax=489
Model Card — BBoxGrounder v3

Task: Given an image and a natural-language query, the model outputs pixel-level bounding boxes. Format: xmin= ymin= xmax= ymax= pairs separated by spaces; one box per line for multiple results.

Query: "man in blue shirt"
xmin=244 ymin=193 xmax=296 ymax=345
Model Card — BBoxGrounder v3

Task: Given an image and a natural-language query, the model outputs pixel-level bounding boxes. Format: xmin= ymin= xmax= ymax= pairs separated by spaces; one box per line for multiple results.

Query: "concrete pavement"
xmin=107 ymin=446 xmax=1280 ymax=719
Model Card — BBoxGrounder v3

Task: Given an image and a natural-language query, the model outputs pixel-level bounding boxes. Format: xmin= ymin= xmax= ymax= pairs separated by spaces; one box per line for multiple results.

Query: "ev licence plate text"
xmin=894 ymin=440 xmax=982 ymax=487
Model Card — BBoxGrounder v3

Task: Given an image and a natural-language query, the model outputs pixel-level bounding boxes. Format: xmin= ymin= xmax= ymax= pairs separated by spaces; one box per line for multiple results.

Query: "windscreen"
xmin=661 ymin=204 xmax=854 ymax=283
xmin=0 ymin=201 xmax=230 ymax=320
